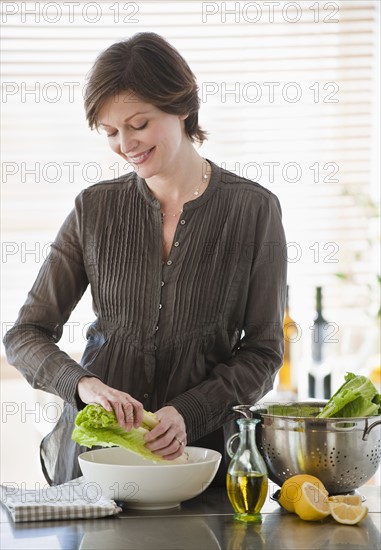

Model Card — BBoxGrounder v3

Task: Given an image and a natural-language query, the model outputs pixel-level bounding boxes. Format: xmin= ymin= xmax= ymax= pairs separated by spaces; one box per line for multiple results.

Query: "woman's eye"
xmin=104 ymin=121 xmax=147 ymax=137
xmin=132 ymin=121 xmax=148 ymax=131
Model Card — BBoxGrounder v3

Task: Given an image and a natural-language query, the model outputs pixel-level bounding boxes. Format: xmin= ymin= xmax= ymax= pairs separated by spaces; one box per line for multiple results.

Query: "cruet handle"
xmin=231 ymin=405 xmax=253 ymax=419
xmin=226 ymin=432 xmax=240 ymax=458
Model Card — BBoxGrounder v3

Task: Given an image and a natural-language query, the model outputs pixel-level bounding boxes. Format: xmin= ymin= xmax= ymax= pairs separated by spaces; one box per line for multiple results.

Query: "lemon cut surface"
xmin=329 ymin=502 xmax=368 ymax=525
xmin=328 ymin=494 xmax=362 ymax=506
xmin=294 ymin=482 xmax=330 ymax=521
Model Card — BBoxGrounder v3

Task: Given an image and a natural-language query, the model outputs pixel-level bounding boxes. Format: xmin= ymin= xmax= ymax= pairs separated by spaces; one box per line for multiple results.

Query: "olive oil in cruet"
xmin=226 ymin=417 xmax=268 ymax=522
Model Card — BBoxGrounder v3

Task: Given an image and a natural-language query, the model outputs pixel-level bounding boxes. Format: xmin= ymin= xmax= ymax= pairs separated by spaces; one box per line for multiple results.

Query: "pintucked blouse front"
xmin=4 ymin=160 xmax=287 ymax=485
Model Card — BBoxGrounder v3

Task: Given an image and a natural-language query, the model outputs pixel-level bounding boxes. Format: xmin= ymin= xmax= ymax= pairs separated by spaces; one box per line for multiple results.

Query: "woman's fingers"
xmin=157 ymin=436 xmax=187 ymax=460
xmin=144 ymin=405 xmax=187 ymax=458
xmin=77 ymin=377 xmax=143 ymax=431
xmin=110 ymin=396 xmax=144 ymax=430
xmin=161 ymin=446 xmax=186 ymax=461
xmin=132 ymin=401 xmax=144 ymax=428
xmin=145 ymin=432 xmax=187 ymax=458
xmin=113 ymin=399 xmax=134 ymax=430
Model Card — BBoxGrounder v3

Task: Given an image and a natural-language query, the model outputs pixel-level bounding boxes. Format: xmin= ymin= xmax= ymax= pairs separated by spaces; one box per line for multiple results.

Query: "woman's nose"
xmin=119 ymin=131 xmax=138 ymax=156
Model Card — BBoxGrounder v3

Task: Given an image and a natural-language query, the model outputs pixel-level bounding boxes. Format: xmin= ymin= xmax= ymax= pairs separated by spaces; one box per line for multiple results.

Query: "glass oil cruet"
xmin=226 ymin=415 xmax=268 ymax=523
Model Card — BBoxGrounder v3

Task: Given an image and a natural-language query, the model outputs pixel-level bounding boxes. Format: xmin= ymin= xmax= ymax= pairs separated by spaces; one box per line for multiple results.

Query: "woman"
xmin=4 ymin=32 xmax=287 ymax=485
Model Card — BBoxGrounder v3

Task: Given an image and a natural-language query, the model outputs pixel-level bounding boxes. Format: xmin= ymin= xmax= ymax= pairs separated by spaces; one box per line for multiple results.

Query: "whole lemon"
xmin=278 ymin=474 xmax=328 ymax=513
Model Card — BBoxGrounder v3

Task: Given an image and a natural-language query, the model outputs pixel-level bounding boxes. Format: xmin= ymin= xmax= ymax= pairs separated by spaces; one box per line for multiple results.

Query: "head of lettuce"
xmin=317 ymin=372 xmax=381 ymax=418
xmin=72 ymin=404 xmax=168 ymax=462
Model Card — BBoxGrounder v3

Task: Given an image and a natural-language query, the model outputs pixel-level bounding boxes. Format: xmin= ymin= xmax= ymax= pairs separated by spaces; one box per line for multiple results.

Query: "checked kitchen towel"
xmin=0 ymin=476 xmax=122 ymax=522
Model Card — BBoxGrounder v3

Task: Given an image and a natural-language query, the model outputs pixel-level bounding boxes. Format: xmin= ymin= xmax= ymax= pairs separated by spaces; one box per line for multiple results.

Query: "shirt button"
xmin=143 ymin=393 xmax=149 ymax=399
xmin=180 ymin=220 xmax=186 ymax=225
xmin=154 ymin=345 xmax=157 ymax=351
xmin=167 ymin=260 xmax=172 ymax=266
xmin=155 ymin=326 xmax=159 ymax=331
xmin=161 ymin=281 xmax=165 ymax=287
xmin=174 ymin=242 xmax=179 ymax=247
xmin=159 ymin=304 xmax=162 ymax=309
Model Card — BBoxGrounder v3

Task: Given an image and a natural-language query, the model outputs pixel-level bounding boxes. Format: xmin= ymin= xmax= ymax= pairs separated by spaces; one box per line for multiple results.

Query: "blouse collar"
xmin=135 ymin=158 xmax=220 ymax=212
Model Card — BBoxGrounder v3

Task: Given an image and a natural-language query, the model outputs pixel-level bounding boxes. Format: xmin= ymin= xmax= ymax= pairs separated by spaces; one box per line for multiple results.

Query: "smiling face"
xmin=97 ymin=91 xmax=189 ymax=180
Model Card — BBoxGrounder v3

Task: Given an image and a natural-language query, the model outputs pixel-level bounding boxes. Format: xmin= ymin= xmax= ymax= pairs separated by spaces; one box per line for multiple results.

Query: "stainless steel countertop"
xmin=1 ymin=484 xmax=380 ymax=550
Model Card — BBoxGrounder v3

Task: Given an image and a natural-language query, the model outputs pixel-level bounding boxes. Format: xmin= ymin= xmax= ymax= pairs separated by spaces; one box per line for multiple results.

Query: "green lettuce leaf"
xmin=331 ymin=396 xmax=379 ymax=418
xmin=266 ymin=404 xmax=321 ymax=417
xmin=72 ymin=404 xmax=167 ymax=462
xmin=317 ymin=372 xmax=380 ymax=418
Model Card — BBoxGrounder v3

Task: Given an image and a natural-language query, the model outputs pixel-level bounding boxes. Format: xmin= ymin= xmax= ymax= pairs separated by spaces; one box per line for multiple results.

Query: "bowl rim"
xmin=78 ymin=446 xmax=222 ymax=468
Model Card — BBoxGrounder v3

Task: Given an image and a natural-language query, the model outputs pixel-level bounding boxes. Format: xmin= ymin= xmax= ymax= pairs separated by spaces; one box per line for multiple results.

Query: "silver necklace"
xmin=161 ymin=172 xmax=209 ymax=219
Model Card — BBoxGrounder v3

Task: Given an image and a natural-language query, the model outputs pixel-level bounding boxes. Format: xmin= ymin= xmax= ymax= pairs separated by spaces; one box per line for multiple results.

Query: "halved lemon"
xmin=294 ymin=481 xmax=330 ymax=521
xmin=278 ymin=475 xmax=328 ymax=513
xmin=329 ymin=502 xmax=368 ymax=525
xmin=328 ymin=494 xmax=362 ymax=506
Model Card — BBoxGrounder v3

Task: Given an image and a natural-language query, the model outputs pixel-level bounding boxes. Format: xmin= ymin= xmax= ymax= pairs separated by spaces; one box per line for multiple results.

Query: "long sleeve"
xmin=167 ymin=192 xmax=287 ymax=442
xmin=3 ymin=197 xmax=90 ymax=405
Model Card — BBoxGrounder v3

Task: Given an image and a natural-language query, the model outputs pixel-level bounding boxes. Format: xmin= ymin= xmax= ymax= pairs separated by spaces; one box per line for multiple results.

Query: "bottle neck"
xmin=311 ymin=286 xmax=330 ymax=364
xmin=238 ymin=420 xmax=259 ymax=447
xmin=314 ymin=287 xmax=324 ymax=321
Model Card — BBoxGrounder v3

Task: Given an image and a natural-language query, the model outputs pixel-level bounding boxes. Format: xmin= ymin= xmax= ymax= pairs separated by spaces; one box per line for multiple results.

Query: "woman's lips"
xmin=128 ymin=147 xmax=155 ymax=165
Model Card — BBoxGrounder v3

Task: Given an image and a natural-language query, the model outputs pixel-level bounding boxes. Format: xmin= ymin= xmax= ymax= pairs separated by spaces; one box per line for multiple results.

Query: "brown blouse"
xmin=4 ymin=160 xmax=287 ymax=485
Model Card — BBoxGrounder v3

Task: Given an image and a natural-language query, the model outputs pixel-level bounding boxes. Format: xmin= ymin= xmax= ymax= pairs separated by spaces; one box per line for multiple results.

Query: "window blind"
xmin=1 ymin=1 xmax=379 ymax=364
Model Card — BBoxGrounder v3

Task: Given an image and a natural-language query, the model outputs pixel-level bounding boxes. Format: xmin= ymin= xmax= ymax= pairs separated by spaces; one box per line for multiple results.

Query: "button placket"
xmin=173 ymin=216 xmax=186 ymax=249
xmin=155 ymin=271 xmax=165 ymax=340
xmin=164 ymin=216 xmax=186 ymax=263
xmin=155 ymin=214 xmax=187 ymax=339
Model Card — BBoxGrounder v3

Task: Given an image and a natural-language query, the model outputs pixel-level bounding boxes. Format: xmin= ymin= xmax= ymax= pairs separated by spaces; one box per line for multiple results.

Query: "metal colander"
xmin=233 ymin=402 xmax=381 ymax=494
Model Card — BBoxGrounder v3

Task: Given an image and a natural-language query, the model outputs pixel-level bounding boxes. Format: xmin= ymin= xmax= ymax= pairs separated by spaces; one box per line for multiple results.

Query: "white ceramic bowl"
xmin=78 ymin=446 xmax=222 ymax=510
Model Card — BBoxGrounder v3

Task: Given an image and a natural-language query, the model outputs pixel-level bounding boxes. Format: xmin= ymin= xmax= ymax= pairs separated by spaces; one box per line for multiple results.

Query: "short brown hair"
xmin=84 ymin=32 xmax=207 ymax=144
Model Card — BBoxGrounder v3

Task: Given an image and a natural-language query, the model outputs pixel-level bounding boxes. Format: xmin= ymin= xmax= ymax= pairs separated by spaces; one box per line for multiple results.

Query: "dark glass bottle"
xmin=308 ymin=287 xmax=331 ymax=399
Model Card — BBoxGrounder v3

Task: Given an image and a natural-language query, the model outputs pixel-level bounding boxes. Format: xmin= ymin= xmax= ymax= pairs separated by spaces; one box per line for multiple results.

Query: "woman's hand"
xmin=77 ymin=376 xmax=144 ymax=431
xmin=143 ymin=405 xmax=187 ymax=460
